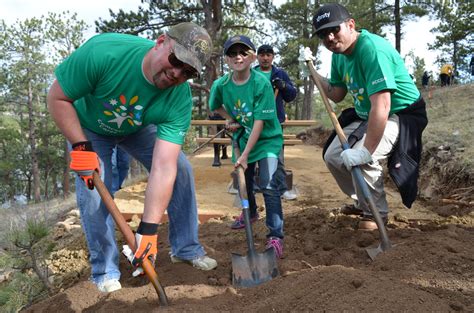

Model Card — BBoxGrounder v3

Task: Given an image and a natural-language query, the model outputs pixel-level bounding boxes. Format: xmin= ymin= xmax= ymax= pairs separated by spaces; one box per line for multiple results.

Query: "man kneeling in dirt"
xmin=312 ymin=3 xmax=428 ymax=230
xmin=47 ymin=22 xmax=217 ymax=293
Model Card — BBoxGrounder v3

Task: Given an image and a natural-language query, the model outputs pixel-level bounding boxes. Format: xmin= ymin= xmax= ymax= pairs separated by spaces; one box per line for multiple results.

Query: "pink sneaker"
xmin=230 ymin=212 xmax=259 ymax=230
xmin=266 ymin=237 xmax=283 ymax=259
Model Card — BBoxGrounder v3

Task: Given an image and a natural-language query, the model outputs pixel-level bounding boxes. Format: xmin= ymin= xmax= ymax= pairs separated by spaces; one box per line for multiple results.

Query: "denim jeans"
xmin=245 ymin=156 xmax=286 ymax=239
xmin=111 ymin=146 xmax=130 ymax=194
xmin=75 ymin=125 xmax=205 ymax=284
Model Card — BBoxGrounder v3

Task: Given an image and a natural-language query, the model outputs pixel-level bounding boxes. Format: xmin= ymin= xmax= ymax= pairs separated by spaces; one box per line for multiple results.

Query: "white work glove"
xmin=340 ymin=146 xmax=373 ymax=170
xmin=122 ymin=245 xmax=145 ymax=277
xmin=298 ymin=46 xmax=315 ymax=78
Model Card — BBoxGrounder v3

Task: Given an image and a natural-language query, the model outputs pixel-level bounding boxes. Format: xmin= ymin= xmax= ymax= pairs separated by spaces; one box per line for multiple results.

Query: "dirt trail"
xmin=25 ymin=144 xmax=473 ymax=312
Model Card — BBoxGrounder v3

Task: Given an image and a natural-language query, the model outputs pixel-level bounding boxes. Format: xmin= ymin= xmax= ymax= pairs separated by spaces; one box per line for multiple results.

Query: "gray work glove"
xmin=340 ymin=146 xmax=372 ymax=170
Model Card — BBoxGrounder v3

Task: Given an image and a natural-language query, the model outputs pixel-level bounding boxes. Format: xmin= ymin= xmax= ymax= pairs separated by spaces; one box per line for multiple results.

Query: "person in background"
xmin=47 ymin=22 xmax=217 ymax=293
xmin=209 ymin=35 xmax=286 ymax=258
xmin=255 ymin=44 xmax=297 ymax=200
xmin=440 ymin=63 xmax=453 ymax=86
xmin=422 ymin=71 xmax=430 ymax=90
xmin=111 ymin=146 xmax=131 ymax=194
xmin=312 ymin=3 xmax=428 ymax=230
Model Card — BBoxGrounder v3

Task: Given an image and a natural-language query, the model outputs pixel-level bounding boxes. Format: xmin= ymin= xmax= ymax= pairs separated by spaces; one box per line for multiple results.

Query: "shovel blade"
xmin=231 ymin=248 xmax=279 ymax=288
xmin=366 ymin=241 xmax=393 ymax=261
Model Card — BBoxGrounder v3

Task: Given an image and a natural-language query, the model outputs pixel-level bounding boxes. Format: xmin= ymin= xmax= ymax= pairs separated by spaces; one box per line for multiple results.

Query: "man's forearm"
xmin=142 ymin=160 xmax=176 ymax=224
xmin=314 ymin=72 xmax=347 ymax=103
xmin=365 ymin=92 xmax=391 ymax=154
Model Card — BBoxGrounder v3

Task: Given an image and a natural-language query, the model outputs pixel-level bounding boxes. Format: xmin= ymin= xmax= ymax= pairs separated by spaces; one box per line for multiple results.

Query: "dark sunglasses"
xmin=226 ymin=49 xmax=251 ymax=58
xmin=168 ymin=52 xmax=199 ymax=79
xmin=317 ymin=25 xmax=341 ymax=40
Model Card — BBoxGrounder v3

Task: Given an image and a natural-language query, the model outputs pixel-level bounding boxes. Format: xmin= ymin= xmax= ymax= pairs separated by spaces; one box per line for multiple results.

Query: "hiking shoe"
xmin=340 ymin=204 xmax=363 ymax=216
xmin=282 ymin=190 xmax=297 ymax=200
xmin=266 ymin=237 xmax=284 ymax=259
xmin=358 ymin=215 xmax=388 ymax=231
xmin=230 ymin=212 xmax=259 ymax=230
xmin=97 ymin=279 xmax=122 ymax=293
xmin=170 ymin=255 xmax=217 ymax=271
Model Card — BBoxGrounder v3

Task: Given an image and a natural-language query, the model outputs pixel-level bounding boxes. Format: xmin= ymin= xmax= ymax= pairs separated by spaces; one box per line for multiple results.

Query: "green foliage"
xmin=429 ymin=1 xmax=474 ymax=77
xmin=0 ymin=218 xmax=54 ymax=312
xmin=0 ymin=12 xmax=87 ymax=203
xmin=0 ymin=272 xmax=47 ymax=312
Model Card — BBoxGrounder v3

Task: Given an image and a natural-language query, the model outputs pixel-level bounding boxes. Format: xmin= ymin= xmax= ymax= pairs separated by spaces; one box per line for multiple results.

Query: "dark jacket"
xmin=323 ymin=97 xmax=428 ymax=208
xmin=254 ymin=65 xmax=297 ymax=123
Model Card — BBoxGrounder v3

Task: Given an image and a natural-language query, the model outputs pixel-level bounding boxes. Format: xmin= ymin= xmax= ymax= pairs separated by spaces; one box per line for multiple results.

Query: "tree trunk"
xmin=302 ymin=78 xmax=314 ymax=120
xmin=202 ymin=0 xmax=223 ymax=115
xmin=371 ymin=0 xmax=377 ymax=33
xmin=394 ymin=0 xmax=401 ymax=53
xmin=27 ymin=81 xmax=41 ymax=202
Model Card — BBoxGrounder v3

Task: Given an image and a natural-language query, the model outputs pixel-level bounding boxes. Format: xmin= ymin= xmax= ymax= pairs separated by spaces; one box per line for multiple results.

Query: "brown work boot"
xmin=358 ymin=215 xmax=388 ymax=231
xmin=340 ymin=204 xmax=363 ymax=216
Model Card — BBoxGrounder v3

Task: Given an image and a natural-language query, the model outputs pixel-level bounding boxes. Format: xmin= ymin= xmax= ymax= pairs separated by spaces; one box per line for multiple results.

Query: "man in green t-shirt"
xmin=47 ymin=22 xmax=217 ymax=293
xmin=209 ymin=35 xmax=286 ymax=259
xmin=312 ymin=3 xmax=427 ymax=230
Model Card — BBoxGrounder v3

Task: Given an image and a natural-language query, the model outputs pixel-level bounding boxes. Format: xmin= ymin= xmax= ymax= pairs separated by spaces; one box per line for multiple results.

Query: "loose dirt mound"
xmin=24 ymin=142 xmax=473 ymax=312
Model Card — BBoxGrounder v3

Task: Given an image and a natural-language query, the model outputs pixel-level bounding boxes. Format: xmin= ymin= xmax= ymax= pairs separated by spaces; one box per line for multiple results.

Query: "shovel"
xmin=303 ymin=52 xmax=392 ymax=260
xmin=92 ymin=172 xmax=169 ymax=305
xmin=231 ymin=135 xmax=279 ymax=287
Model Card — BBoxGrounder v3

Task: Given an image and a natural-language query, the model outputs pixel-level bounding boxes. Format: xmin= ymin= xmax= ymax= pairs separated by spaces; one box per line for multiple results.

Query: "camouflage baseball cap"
xmin=167 ymin=22 xmax=213 ymax=75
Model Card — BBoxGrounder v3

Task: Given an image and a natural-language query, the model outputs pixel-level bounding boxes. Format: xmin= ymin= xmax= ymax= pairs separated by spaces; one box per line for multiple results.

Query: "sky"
xmin=1 ymin=0 xmax=440 ymax=76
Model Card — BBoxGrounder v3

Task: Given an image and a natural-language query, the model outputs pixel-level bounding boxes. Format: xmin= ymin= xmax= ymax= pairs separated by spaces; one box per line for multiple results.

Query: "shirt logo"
xmin=102 ymin=94 xmax=144 ymax=128
xmin=372 ymin=77 xmax=386 ymax=85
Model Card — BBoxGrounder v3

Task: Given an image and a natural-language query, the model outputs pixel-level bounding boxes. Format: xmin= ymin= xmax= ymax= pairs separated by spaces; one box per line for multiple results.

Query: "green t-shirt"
xmin=330 ymin=29 xmax=420 ymax=120
xmin=209 ymin=69 xmax=283 ymax=163
xmin=254 ymin=66 xmax=272 ymax=81
xmin=55 ymin=33 xmax=192 ymax=144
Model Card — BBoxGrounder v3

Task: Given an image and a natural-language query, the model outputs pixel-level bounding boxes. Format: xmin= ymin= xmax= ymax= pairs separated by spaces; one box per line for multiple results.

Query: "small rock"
xmin=207 ymin=277 xmax=218 ymax=285
xmin=449 ymin=302 xmax=464 ymax=311
xmin=322 ymin=243 xmax=335 ymax=251
xmin=351 ymin=279 xmax=363 ymax=288
xmin=446 ymin=245 xmax=459 ymax=253
xmin=393 ymin=213 xmax=408 ymax=223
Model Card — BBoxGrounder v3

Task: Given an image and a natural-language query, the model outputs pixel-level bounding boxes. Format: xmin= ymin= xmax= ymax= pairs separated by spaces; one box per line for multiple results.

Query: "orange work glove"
xmin=70 ymin=141 xmax=100 ymax=190
xmin=131 ymin=221 xmax=159 ymax=268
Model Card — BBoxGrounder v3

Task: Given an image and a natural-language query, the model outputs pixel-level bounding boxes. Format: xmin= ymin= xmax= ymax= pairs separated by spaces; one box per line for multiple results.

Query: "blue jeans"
xmin=75 ymin=125 xmax=205 ymax=284
xmin=245 ymin=157 xmax=286 ymax=239
xmin=111 ymin=146 xmax=130 ymax=194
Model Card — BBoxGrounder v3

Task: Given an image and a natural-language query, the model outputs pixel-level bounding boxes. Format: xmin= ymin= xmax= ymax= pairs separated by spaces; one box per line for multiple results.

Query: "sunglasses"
xmin=226 ymin=49 xmax=251 ymax=58
xmin=168 ymin=51 xmax=199 ymax=79
xmin=317 ymin=25 xmax=341 ymax=40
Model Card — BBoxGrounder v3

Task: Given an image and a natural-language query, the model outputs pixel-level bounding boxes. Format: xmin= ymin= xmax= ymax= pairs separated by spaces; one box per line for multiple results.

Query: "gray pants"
xmin=324 ymin=115 xmax=400 ymax=217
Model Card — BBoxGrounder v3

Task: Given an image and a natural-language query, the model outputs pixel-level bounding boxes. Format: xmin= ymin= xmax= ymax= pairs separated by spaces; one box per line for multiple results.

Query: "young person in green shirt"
xmin=209 ymin=35 xmax=286 ymax=258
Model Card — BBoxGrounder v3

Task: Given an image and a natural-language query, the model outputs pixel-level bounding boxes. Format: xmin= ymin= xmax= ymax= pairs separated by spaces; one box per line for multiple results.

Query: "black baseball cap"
xmin=257 ymin=44 xmax=274 ymax=55
xmin=223 ymin=35 xmax=256 ymax=55
xmin=313 ymin=3 xmax=351 ymax=35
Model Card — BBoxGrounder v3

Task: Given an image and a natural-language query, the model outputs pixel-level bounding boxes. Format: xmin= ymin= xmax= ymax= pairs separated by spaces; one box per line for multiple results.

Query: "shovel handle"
xmin=305 ymin=60 xmax=391 ymax=252
xmin=192 ymin=128 xmax=226 ymax=155
xmin=232 ymin=136 xmax=257 ymax=251
xmin=92 ymin=172 xmax=169 ymax=306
